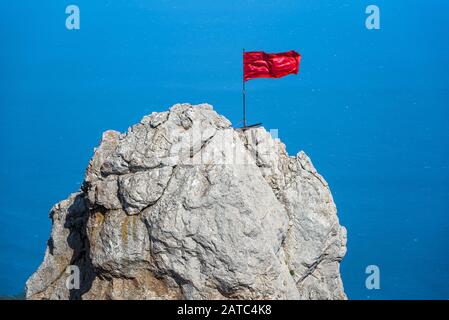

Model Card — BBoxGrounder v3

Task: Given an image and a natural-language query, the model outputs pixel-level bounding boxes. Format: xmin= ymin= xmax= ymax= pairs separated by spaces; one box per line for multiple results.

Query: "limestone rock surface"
xmin=26 ymin=103 xmax=347 ymax=300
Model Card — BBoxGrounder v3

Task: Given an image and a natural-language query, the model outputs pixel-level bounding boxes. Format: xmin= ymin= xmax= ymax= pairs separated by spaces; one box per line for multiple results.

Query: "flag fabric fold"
xmin=243 ymin=50 xmax=301 ymax=81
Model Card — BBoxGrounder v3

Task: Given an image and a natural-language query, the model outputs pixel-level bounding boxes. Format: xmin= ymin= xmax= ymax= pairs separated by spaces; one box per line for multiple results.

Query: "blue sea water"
xmin=0 ymin=1 xmax=448 ymax=299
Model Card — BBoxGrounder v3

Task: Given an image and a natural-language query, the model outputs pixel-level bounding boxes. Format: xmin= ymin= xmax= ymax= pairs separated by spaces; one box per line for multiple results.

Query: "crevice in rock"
xmin=65 ymin=194 xmax=96 ymax=300
xmin=297 ymin=161 xmax=327 ymax=188
xmin=138 ymin=165 xmax=178 ymax=214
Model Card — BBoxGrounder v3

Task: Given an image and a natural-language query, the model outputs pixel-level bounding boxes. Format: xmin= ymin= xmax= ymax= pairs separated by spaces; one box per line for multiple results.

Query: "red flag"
xmin=243 ymin=50 xmax=301 ymax=81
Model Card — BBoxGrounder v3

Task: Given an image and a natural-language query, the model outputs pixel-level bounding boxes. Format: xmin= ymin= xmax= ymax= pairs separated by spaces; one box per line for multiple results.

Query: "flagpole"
xmin=242 ymin=48 xmax=246 ymax=128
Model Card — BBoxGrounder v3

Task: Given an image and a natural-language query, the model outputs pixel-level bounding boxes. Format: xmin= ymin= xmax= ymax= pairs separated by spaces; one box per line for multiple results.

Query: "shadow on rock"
xmin=64 ymin=193 xmax=95 ymax=300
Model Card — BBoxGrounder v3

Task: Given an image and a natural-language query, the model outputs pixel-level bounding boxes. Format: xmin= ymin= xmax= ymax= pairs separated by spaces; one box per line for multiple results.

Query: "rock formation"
xmin=25 ymin=103 xmax=347 ymax=300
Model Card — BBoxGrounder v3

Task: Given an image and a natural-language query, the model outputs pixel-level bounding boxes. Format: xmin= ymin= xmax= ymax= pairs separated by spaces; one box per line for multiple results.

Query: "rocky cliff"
xmin=25 ymin=103 xmax=347 ymax=300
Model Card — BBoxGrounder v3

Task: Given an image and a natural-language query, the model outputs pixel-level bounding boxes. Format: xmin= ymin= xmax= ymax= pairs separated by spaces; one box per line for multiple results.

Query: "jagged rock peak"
xmin=26 ymin=103 xmax=347 ymax=300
